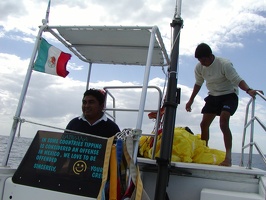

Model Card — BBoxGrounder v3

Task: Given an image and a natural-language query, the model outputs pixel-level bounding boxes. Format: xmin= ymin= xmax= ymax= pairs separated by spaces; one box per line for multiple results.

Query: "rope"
xmin=110 ymin=146 xmax=118 ymax=199
xmin=14 ymin=116 xmax=65 ymax=132
xmin=13 ymin=116 xmax=108 ymax=139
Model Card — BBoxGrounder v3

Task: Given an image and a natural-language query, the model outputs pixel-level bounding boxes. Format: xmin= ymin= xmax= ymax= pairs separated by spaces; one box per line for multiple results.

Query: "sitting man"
xmin=66 ymin=89 xmax=120 ymax=137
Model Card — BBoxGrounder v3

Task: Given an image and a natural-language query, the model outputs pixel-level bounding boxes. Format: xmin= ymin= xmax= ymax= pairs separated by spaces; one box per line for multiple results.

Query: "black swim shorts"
xmin=201 ymin=93 xmax=238 ymax=116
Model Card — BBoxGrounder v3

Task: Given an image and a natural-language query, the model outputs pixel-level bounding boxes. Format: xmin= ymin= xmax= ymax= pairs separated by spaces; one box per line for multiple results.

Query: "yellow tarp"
xmin=139 ymin=127 xmax=225 ymax=165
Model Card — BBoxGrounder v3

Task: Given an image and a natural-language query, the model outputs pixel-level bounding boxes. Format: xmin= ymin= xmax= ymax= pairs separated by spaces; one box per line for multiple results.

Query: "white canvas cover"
xmin=46 ymin=26 xmax=170 ymax=66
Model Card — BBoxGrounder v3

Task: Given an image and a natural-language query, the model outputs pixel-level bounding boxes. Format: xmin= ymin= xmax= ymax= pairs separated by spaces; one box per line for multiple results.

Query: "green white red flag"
xmin=34 ymin=38 xmax=71 ymax=77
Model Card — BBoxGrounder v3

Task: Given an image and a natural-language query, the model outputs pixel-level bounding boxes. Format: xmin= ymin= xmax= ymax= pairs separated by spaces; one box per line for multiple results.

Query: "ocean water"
xmin=0 ymin=135 xmax=266 ymax=170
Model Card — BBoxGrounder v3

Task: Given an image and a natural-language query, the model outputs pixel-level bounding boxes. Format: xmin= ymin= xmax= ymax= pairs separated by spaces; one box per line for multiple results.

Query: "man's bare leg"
xmin=219 ymin=111 xmax=232 ymax=166
xmin=200 ymin=113 xmax=216 ymax=146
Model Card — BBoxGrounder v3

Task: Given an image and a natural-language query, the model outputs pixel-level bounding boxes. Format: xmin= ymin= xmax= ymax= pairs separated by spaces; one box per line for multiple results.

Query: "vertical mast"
xmin=154 ymin=0 xmax=183 ymax=199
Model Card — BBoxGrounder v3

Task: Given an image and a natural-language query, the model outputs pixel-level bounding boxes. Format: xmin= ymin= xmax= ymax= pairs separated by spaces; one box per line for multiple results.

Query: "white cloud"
xmin=1 ymin=0 xmax=265 ymax=55
xmin=0 ymin=0 xmax=265 ymax=155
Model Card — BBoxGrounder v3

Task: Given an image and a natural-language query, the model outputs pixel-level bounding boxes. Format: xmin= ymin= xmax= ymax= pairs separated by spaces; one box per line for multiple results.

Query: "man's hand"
xmin=247 ymin=89 xmax=264 ymax=98
xmin=186 ymin=99 xmax=193 ymax=112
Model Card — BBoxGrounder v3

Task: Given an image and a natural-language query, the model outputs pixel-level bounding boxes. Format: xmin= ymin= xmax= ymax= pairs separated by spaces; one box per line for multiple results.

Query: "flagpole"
xmin=43 ymin=0 xmax=51 ymax=25
xmin=1 ymin=1 xmax=51 ymax=167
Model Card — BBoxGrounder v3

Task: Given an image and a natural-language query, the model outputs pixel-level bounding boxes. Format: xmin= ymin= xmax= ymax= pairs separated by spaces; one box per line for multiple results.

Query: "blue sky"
xmin=0 ymin=0 xmax=266 ymax=154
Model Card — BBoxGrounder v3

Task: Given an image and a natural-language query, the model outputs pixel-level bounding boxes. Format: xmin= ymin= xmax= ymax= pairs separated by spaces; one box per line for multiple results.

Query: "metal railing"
xmin=240 ymin=91 xmax=266 ymax=169
xmin=103 ymin=86 xmax=163 ymax=160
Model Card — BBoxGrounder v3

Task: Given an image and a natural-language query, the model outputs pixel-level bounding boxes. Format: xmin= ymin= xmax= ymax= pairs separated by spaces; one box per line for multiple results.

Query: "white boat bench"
xmin=200 ymin=188 xmax=264 ymax=200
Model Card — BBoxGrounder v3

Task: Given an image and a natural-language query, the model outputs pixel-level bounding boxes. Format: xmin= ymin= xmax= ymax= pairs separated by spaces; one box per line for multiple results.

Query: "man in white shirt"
xmin=185 ymin=43 xmax=263 ymax=166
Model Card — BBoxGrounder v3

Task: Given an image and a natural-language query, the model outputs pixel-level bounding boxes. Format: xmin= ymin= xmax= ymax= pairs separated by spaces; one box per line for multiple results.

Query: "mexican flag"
xmin=34 ymin=38 xmax=71 ymax=78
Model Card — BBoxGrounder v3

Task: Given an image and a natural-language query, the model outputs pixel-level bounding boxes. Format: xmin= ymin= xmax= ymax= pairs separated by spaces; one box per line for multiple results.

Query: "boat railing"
xmin=103 ymin=85 xmax=163 ymax=136
xmin=240 ymin=91 xmax=266 ymax=169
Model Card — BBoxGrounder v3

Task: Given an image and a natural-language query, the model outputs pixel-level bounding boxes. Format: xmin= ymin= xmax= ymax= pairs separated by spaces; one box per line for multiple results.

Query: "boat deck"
xmin=138 ymin=157 xmax=266 ymax=176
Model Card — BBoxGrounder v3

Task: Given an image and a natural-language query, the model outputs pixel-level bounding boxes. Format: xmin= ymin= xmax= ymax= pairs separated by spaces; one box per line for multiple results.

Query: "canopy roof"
xmin=45 ymin=25 xmax=170 ymax=66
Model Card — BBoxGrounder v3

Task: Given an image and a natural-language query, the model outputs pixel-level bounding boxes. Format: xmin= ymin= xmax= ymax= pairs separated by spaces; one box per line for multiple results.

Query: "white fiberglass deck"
xmin=138 ymin=157 xmax=266 ymax=176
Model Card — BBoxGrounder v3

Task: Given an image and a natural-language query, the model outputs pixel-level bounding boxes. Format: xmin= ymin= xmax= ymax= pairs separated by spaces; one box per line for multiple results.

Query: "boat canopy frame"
xmin=45 ymin=25 xmax=171 ymax=166
xmin=2 ymin=23 xmax=171 ymax=167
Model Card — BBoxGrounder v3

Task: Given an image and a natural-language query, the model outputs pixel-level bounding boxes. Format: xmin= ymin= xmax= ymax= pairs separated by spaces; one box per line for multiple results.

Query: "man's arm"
xmin=238 ymin=80 xmax=264 ymax=97
xmin=186 ymin=84 xmax=201 ymax=112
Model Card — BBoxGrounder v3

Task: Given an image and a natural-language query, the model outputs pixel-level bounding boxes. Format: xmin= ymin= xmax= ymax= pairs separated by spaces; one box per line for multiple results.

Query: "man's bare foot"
xmin=219 ymin=158 xmax=232 ymax=167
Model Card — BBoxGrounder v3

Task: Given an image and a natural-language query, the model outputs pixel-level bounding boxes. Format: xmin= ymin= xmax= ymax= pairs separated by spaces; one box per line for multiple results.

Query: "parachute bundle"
xmin=139 ymin=127 xmax=225 ymax=165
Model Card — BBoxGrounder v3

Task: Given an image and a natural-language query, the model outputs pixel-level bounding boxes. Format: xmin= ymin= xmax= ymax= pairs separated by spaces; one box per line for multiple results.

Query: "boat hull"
xmin=138 ymin=158 xmax=266 ymax=200
xmin=1 ymin=158 xmax=266 ymax=200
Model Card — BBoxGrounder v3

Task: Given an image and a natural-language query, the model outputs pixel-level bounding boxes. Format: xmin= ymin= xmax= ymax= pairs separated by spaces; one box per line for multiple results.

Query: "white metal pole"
xmin=1 ymin=25 xmax=47 ymax=166
xmin=132 ymin=26 xmax=157 ymax=163
xmin=86 ymin=62 xmax=92 ymax=89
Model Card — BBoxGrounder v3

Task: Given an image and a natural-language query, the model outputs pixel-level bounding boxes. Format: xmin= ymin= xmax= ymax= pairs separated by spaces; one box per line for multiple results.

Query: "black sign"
xmin=12 ymin=130 xmax=114 ymax=198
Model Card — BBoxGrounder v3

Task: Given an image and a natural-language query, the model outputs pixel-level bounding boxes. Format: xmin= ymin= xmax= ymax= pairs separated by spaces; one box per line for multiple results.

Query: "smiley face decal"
xmin=73 ymin=160 xmax=87 ymax=175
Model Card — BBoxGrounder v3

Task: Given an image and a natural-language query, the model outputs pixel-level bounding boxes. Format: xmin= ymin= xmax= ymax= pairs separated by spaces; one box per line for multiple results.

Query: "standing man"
xmin=185 ymin=43 xmax=263 ymax=166
xmin=66 ymin=89 xmax=120 ymax=137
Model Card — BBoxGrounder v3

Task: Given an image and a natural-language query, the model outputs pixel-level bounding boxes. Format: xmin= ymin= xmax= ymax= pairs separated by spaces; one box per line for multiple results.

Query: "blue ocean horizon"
xmin=0 ymin=135 xmax=266 ymax=170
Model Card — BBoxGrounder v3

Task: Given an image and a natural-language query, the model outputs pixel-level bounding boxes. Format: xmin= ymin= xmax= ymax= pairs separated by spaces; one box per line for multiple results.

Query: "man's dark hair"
xmin=195 ymin=43 xmax=212 ymax=59
xmin=83 ymin=89 xmax=105 ymax=105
